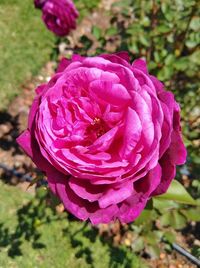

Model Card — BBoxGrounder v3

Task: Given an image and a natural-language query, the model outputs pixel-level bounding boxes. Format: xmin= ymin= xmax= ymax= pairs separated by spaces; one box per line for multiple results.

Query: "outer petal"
xmin=52 ymin=174 xmax=119 ymax=224
xmin=16 ymin=130 xmax=33 ymax=158
xmin=28 ymin=95 xmax=40 ymax=129
xmin=132 ymin=58 xmax=164 ymax=93
xmin=119 ymin=164 xmax=162 ymax=223
xmin=98 ymin=181 xmax=133 ymax=208
xmin=101 ymin=52 xmax=130 ymax=66
xmin=89 ymin=204 xmax=118 ymax=225
xmin=152 ymin=152 xmax=176 ymax=196
xmin=132 ymin=58 xmax=148 ymax=74
xmin=69 ymin=177 xmax=105 ymax=202
xmin=168 ymin=104 xmax=187 ymax=165
xmin=168 ymin=130 xmax=187 ymax=165
xmin=55 ymin=177 xmax=90 ymax=221
xmin=35 ymin=84 xmax=47 ymax=95
xmin=56 ymin=58 xmax=71 ymax=73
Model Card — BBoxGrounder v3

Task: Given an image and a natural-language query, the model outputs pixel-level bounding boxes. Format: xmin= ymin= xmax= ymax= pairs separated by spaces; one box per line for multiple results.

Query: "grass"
xmin=0 ymin=0 xmax=55 ymax=110
xmin=0 ymin=181 xmax=142 ymax=268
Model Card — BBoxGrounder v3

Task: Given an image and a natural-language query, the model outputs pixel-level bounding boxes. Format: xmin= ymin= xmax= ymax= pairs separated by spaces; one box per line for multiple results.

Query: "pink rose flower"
xmin=41 ymin=0 xmax=79 ymax=36
xmin=17 ymin=52 xmax=187 ymax=224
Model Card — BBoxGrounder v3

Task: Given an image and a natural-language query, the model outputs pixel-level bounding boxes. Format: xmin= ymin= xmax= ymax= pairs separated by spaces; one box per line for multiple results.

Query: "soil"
xmin=0 ymin=61 xmax=55 ymax=192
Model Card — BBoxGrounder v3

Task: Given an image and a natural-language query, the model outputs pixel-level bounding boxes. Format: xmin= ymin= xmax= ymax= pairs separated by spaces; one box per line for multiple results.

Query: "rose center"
xmin=86 ymin=117 xmax=107 ymax=139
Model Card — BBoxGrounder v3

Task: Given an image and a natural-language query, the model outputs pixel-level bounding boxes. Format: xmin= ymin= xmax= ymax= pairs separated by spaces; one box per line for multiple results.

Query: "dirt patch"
xmin=0 ymin=61 xmax=55 ymax=190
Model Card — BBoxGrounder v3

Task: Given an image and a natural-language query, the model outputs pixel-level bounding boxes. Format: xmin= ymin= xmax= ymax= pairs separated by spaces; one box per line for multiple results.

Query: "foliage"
xmin=121 ymin=181 xmax=200 ymax=259
xmin=74 ymin=0 xmax=101 ymax=20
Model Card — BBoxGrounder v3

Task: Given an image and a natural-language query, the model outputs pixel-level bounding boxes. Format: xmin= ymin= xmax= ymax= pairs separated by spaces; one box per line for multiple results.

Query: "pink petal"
xmin=35 ymin=84 xmax=47 ymax=95
xmin=90 ymin=80 xmax=131 ymax=106
xmin=135 ymin=164 xmax=162 ymax=195
xmin=152 ymin=153 xmax=176 ymax=196
xmin=115 ymin=51 xmax=130 ymax=62
xmin=89 ymin=204 xmax=118 ymax=225
xmin=101 ymin=52 xmax=130 ymax=65
xmin=119 ymin=107 xmax=142 ymax=158
xmin=132 ymin=58 xmax=148 ymax=74
xmin=168 ymin=130 xmax=187 ymax=165
xmin=56 ymin=58 xmax=71 ymax=73
xmin=98 ymin=181 xmax=133 ymax=208
xmin=55 ymin=176 xmax=90 ymax=221
xmin=69 ymin=177 xmax=104 ymax=202
xmin=150 ymin=75 xmax=164 ymax=93
xmin=119 ymin=164 xmax=162 ymax=223
xmin=28 ymin=96 xmax=40 ymax=129
xmin=16 ymin=130 xmax=33 ymax=158
xmin=88 ymin=126 xmax=119 ymax=152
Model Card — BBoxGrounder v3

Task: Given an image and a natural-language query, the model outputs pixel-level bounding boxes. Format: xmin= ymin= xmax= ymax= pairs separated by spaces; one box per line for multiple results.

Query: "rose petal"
xmin=98 ymin=181 xmax=133 ymax=208
xmin=119 ymin=107 xmax=142 ymax=158
xmin=17 ymin=130 xmax=33 ymax=158
xmin=132 ymin=58 xmax=148 ymax=74
xmin=69 ymin=177 xmax=105 ymax=202
xmin=90 ymin=80 xmax=131 ymax=106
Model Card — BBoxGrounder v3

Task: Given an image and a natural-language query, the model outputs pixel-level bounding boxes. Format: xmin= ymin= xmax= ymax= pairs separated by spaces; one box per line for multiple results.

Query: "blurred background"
xmin=0 ymin=0 xmax=199 ymax=267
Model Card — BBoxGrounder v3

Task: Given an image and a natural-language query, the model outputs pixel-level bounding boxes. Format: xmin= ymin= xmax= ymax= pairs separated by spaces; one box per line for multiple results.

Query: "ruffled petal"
xmin=69 ymin=177 xmax=105 ymax=202
xmin=98 ymin=181 xmax=133 ymax=208
xmin=119 ymin=164 xmax=162 ymax=223
xmin=152 ymin=152 xmax=176 ymax=196
xmin=57 ymin=58 xmax=71 ymax=73
xmin=16 ymin=130 xmax=33 ymax=158
xmin=132 ymin=58 xmax=148 ymax=74
xmin=90 ymin=80 xmax=131 ymax=106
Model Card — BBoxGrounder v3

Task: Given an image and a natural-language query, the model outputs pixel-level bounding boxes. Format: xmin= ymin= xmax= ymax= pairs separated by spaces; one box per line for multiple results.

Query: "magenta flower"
xmin=41 ymin=0 xmax=79 ymax=36
xmin=17 ymin=52 xmax=187 ymax=224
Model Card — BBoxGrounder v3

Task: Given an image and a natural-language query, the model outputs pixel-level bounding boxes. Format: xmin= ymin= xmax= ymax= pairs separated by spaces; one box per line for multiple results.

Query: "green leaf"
xmin=131 ymin=237 xmax=145 ymax=252
xmin=153 ymin=198 xmax=179 ymax=211
xmin=181 ymin=208 xmax=200 ymax=221
xmin=134 ymin=209 xmax=156 ymax=226
xmin=141 ymin=16 xmax=150 ymax=27
xmin=92 ymin=26 xmax=102 ymax=40
xmin=159 ymin=211 xmax=171 ymax=226
xmin=155 ymin=25 xmax=171 ymax=34
xmin=163 ymin=231 xmax=176 ymax=244
xmin=144 ymin=199 xmax=153 ymax=210
xmin=190 ymin=17 xmax=200 ymax=31
xmin=155 ymin=180 xmax=197 ymax=205
xmin=160 ymin=210 xmax=187 ymax=230
xmin=146 ymin=232 xmax=159 ymax=246
xmin=171 ymin=210 xmax=187 ymax=229
xmin=192 ymin=246 xmax=200 ymax=258
xmin=106 ymin=27 xmax=118 ymax=37
xmin=145 ymin=244 xmax=160 ymax=259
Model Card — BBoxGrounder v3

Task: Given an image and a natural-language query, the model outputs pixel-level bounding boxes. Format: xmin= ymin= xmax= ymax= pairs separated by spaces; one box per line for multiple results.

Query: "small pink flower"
xmin=41 ymin=0 xmax=79 ymax=36
xmin=17 ymin=52 xmax=187 ymax=224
